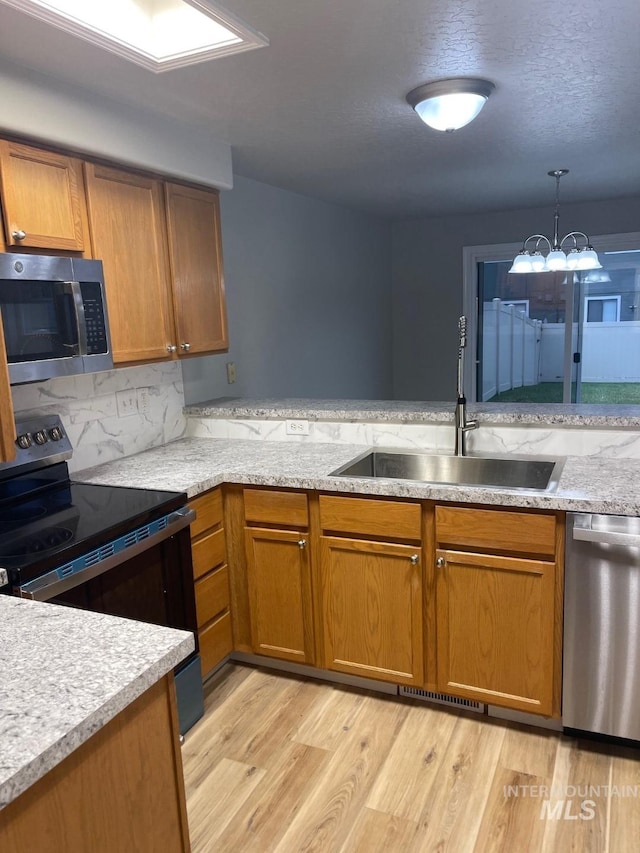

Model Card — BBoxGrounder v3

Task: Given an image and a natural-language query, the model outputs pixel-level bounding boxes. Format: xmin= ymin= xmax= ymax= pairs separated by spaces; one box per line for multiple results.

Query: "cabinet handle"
xmin=436 ymin=556 xmax=446 ymax=568
xmin=410 ymin=554 xmax=419 ymax=564
xmin=181 ymin=342 xmax=191 ymax=351
xmin=167 ymin=344 xmax=177 ymax=352
xmin=12 ymin=229 xmax=26 ymax=241
xmin=297 ymin=539 xmax=307 ymax=549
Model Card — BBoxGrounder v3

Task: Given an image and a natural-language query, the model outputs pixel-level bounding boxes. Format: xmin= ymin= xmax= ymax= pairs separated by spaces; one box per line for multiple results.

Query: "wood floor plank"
xmin=211 ymin=741 xmax=330 ymax=851
xmin=473 ymin=768 xmax=548 ymax=853
xmin=366 ymin=703 xmax=458 ymax=821
xmin=187 ymin=757 xmax=265 ymax=852
xmin=609 ymin=745 xmax=640 ymax=852
xmin=497 ymin=722 xmax=561 ymax=780
xmin=411 ymin=714 xmax=506 ymax=853
xmin=274 ymin=693 xmax=409 ymax=852
xmin=339 ymin=807 xmax=419 ymax=852
xmin=540 ymin=738 xmax=611 ymax=853
xmin=293 ymin=684 xmax=372 ymax=751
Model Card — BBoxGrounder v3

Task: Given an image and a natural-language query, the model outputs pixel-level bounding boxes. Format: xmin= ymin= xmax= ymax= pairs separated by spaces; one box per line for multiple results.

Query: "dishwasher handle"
xmin=572 ymin=515 xmax=640 ymax=548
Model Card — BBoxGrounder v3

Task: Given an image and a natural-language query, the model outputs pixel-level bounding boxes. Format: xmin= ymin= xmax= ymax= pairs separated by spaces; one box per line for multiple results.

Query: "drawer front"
xmin=435 ymin=505 xmax=556 ymax=556
xmin=319 ymin=495 xmax=421 ymax=541
xmin=189 ymin=488 xmax=223 ymax=539
xmin=192 ymin=528 xmax=226 ymax=580
xmin=195 ymin=565 xmax=230 ymax=628
xmin=199 ymin=612 xmax=233 ymax=677
xmin=244 ymin=488 xmax=308 ymax=527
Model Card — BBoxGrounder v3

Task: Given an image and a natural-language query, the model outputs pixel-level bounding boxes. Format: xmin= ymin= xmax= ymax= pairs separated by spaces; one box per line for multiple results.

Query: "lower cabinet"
xmin=245 ymin=528 xmax=314 ymax=663
xmin=242 ymin=488 xmax=315 ymax=664
xmin=318 ymin=494 xmax=424 ymax=686
xmin=434 ymin=505 xmax=563 ymax=717
xmin=319 ymin=536 xmax=424 ymax=686
xmin=189 ymin=488 xmax=232 ymax=679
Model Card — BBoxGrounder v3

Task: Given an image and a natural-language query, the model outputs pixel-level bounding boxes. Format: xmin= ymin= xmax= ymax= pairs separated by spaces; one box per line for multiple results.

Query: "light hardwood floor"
xmin=182 ymin=665 xmax=640 ymax=852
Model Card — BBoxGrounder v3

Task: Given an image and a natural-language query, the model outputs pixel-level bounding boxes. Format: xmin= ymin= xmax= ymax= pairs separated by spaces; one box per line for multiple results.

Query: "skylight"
xmin=0 ymin=0 xmax=268 ymax=72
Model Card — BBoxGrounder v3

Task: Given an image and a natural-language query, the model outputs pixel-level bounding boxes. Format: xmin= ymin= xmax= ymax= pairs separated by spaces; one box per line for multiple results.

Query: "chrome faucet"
xmin=454 ymin=316 xmax=478 ymax=456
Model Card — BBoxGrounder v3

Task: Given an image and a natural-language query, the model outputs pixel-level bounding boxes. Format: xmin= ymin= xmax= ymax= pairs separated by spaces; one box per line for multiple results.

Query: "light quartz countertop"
xmin=0 ymin=597 xmax=193 ymax=809
xmin=75 ymin=436 xmax=640 ymax=515
xmin=185 ymin=397 xmax=640 ymax=428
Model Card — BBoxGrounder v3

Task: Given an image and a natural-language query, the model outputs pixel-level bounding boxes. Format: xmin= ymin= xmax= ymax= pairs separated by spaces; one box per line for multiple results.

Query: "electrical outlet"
xmin=137 ymin=387 xmax=151 ymax=415
xmin=286 ymin=419 xmax=310 ymax=436
xmin=116 ymin=388 xmax=138 ymax=417
xmin=226 ymin=361 xmax=236 ymax=384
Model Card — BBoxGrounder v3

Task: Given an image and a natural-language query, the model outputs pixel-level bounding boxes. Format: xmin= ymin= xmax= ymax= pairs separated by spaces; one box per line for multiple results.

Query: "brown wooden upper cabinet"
xmin=84 ymin=163 xmax=176 ymax=365
xmin=164 ymin=183 xmax=228 ymax=355
xmin=0 ymin=140 xmax=87 ymax=252
xmin=84 ymin=164 xmax=228 ymax=365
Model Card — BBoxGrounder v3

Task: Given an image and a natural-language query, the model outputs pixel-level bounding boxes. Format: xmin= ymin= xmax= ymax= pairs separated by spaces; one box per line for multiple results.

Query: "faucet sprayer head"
xmin=458 ymin=315 xmax=467 ymax=348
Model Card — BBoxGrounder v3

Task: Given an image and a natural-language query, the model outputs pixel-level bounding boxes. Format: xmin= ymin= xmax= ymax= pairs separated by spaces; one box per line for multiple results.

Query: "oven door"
xmin=17 ymin=506 xmax=203 ymax=734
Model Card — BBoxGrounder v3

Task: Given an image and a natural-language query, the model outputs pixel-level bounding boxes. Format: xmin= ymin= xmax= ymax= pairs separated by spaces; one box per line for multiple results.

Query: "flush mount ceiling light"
xmin=0 ymin=0 xmax=268 ymax=72
xmin=406 ymin=77 xmax=495 ymax=132
xmin=509 ymin=170 xmax=602 ymax=274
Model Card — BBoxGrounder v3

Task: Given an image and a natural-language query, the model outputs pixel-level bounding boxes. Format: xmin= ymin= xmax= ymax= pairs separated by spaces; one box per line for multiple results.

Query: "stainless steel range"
xmin=0 ymin=414 xmax=204 ymax=735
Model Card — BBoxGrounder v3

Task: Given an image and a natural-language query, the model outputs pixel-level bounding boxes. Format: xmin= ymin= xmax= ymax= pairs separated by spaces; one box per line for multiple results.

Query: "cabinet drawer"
xmin=189 ymin=489 xmax=223 ymax=538
xmin=319 ymin=495 xmax=421 ymax=540
xmin=199 ymin=612 xmax=233 ymax=677
xmin=192 ymin=528 xmax=226 ymax=580
xmin=244 ymin=488 xmax=308 ymax=527
xmin=435 ymin=505 xmax=556 ymax=557
xmin=195 ymin=565 xmax=230 ymax=627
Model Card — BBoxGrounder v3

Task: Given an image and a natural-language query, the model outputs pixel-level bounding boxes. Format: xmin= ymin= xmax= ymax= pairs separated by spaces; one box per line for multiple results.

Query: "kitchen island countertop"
xmin=0 ymin=597 xmax=193 ymax=809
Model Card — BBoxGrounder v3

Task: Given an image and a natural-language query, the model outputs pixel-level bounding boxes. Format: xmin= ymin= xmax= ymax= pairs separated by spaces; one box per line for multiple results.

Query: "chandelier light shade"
xmin=406 ymin=77 xmax=495 ymax=132
xmin=508 ymin=170 xmax=602 ymax=274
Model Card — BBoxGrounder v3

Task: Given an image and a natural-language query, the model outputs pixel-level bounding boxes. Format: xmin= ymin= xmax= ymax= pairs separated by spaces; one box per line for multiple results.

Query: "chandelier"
xmin=508 ymin=170 xmax=602 ymax=274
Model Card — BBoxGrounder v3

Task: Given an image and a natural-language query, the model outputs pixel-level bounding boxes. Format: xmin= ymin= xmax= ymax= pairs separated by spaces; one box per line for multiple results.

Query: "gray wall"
xmin=182 ymin=175 xmax=393 ymax=403
xmin=392 ymin=196 xmax=640 ymax=401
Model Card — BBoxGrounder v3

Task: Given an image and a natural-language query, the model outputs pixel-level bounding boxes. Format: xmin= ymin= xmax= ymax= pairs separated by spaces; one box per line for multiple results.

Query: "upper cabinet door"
xmin=84 ymin=163 xmax=175 ymax=364
xmin=164 ymin=183 xmax=228 ymax=355
xmin=0 ymin=140 xmax=86 ymax=252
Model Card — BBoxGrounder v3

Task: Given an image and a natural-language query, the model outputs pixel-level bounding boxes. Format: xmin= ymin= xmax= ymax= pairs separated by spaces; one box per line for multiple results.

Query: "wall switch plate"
xmin=286 ymin=419 xmax=310 ymax=436
xmin=116 ymin=388 xmax=138 ymax=417
xmin=226 ymin=362 xmax=236 ymax=384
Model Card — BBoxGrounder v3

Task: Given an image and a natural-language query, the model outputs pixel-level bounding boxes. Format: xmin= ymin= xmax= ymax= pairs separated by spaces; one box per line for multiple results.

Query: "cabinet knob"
xmin=436 ymin=556 xmax=446 ymax=568
xmin=410 ymin=554 xmax=419 ymax=564
xmin=297 ymin=539 xmax=307 ymax=549
xmin=167 ymin=344 xmax=177 ymax=352
xmin=12 ymin=229 xmax=26 ymax=241
xmin=181 ymin=342 xmax=191 ymax=351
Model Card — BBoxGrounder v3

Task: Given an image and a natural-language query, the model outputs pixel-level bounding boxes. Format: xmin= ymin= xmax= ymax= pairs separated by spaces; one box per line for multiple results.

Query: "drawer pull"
xmin=436 ymin=556 xmax=446 ymax=568
xmin=410 ymin=554 xmax=419 ymax=565
xmin=298 ymin=539 xmax=307 ymax=549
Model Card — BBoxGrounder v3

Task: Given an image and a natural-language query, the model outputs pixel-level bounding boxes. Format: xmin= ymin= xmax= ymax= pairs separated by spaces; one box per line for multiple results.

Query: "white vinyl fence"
xmin=482 ymin=299 xmax=542 ymax=401
xmin=539 ymin=321 xmax=640 ymax=383
xmin=482 ymin=304 xmax=640 ymax=399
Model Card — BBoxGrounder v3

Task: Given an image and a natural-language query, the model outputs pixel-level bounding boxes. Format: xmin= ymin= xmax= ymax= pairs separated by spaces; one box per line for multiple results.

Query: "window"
xmin=585 ymin=295 xmax=621 ymax=322
xmin=463 ymin=234 xmax=640 ymax=404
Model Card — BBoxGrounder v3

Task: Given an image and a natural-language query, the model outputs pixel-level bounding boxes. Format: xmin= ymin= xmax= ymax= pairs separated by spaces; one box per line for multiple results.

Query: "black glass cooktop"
xmin=0 ymin=463 xmax=186 ymax=584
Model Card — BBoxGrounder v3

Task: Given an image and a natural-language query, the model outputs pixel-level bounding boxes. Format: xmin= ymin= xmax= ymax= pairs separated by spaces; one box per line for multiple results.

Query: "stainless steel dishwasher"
xmin=563 ymin=512 xmax=640 ymax=740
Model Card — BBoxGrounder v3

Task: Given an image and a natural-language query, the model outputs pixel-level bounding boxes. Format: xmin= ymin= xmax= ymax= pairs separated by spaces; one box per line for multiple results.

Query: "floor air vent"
xmin=398 ymin=686 xmax=485 ymax=713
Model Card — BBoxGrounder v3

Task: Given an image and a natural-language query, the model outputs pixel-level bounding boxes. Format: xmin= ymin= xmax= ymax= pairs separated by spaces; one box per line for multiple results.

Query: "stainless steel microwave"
xmin=0 ymin=253 xmax=113 ymax=384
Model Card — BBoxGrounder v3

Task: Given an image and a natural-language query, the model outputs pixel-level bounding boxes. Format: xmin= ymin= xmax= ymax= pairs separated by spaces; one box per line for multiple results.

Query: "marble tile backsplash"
xmin=11 ymin=362 xmax=186 ymax=472
xmin=186 ymin=415 xmax=640 ymax=459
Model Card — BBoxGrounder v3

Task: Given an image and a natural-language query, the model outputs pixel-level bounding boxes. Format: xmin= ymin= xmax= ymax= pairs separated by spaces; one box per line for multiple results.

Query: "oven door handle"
xmin=17 ymin=507 xmax=196 ymax=601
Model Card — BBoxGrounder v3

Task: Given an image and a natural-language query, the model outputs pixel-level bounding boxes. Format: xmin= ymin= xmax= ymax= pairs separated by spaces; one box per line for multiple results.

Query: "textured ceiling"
xmin=0 ymin=0 xmax=638 ymax=218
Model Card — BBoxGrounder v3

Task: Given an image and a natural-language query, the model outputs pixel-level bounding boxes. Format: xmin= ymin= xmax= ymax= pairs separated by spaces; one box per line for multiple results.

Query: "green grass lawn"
xmin=488 ymin=382 xmax=640 ymax=404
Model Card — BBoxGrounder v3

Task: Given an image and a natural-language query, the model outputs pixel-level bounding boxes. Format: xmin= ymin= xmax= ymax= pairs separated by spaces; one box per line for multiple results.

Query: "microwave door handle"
xmin=63 ymin=281 xmax=88 ymax=356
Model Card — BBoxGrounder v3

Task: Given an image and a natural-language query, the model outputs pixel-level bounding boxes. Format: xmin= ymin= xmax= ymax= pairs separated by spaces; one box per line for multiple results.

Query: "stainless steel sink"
xmin=330 ymin=451 xmax=564 ymax=492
